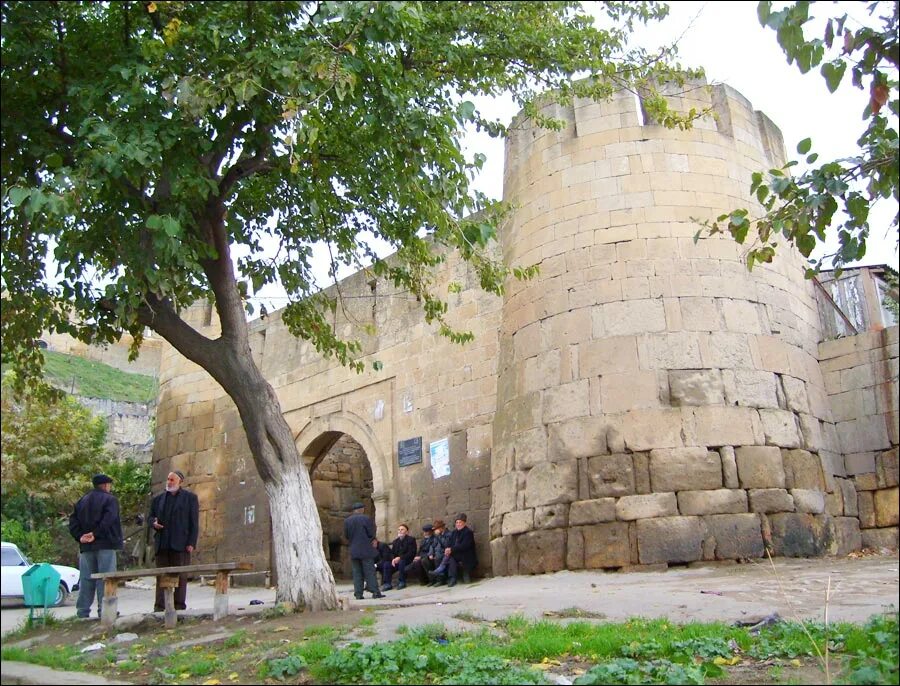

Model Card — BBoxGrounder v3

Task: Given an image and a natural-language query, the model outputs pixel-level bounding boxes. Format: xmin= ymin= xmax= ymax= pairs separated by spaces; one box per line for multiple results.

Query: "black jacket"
xmin=447 ymin=525 xmax=477 ymax=571
xmin=373 ymin=541 xmax=392 ymax=566
xmin=69 ymin=488 xmax=124 ymax=552
xmin=344 ymin=513 xmax=377 ymax=560
xmin=389 ymin=535 xmax=417 ymax=565
xmin=149 ymin=488 xmax=199 ymax=553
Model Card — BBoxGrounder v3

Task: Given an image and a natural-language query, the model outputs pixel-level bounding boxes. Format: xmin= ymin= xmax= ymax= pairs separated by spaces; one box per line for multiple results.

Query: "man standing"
xmin=68 ymin=474 xmax=124 ymax=619
xmin=444 ymin=513 xmax=477 ymax=587
xmin=343 ymin=502 xmax=384 ymax=600
xmin=149 ymin=470 xmax=199 ymax=612
xmin=379 ymin=523 xmax=417 ymax=591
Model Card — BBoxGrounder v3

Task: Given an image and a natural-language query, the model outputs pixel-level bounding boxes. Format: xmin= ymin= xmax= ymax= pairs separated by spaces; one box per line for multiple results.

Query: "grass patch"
xmin=453 ymin=610 xmax=487 ymax=623
xmin=41 ymin=350 xmax=157 ymax=403
xmin=358 ymin=615 xmax=377 ymax=627
xmin=223 ymin=628 xmax=248 ymax=648
xmin=1 ymin=645 xmax=84 ymax=672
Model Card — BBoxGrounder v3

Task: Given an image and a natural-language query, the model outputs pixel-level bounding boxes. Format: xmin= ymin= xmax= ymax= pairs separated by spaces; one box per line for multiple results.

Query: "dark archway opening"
xmin=309 ymin=434 xmax=374 ymax=579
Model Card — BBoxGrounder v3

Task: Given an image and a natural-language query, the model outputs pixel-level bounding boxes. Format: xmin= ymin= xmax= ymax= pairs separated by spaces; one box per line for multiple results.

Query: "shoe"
xmin=462 ymin=571 xmax=471 ymax=584
xmin=371 ymin=592 xmax=385 ymax=599
xmin=426 ymin=570 xmax=437 ymax=579
xmin=397 ymin=581 xmax=406 ymax=590
xmin=447 ymin=577 xmax=457 ymax=587
xmin=354 ymin=594 xmax=364 ymax=600
xmin=153 ymin=606 xmax=164 ymax=612
xmin=382 ymin=584 xmax=392 ymax=591
xmin=175 ymin=606 xmax=187 ymax=611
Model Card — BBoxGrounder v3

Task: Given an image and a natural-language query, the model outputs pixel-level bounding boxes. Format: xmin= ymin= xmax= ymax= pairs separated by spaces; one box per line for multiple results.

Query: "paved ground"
xmin=2 ymin=552 xmax=898 ymax=683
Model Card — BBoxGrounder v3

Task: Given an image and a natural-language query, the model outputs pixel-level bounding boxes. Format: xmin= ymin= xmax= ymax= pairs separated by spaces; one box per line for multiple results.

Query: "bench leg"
xmin=160 ymin=575 xmax=178 ymax=629
xmin=213 ymin=571 xmax=229 ymax=621
xmin=101 ymin=579 xmax=118 ymax=629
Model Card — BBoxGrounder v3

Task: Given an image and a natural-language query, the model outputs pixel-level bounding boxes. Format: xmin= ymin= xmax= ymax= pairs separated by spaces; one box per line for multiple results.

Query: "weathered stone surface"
xmin=877 ymin=448 xmax=899 ymax=488
xmin=861 ymin=526 xmax=899 ymax=550
xmin=857 ymin=491 xmax=876 ymax=528
xmin=782 ymin=449 xmax=825 ymax=490
xmin=749 ymin=488 xmax=795 ymax=513
xmin=704 ymin=513 xmax=764 ymax=559
xmin=502 ymin=509 xmax=534 ymax=536
xmin=759 ymin=409 xmax=801 ymax=448
xmin=720 ymin=446 xmax=739 ymax=488
xmin=766 ymin=513 xmax=833 ymax=557
xmin=633 ymin=452 xmax=651 ymax=494
xmin=535 ymin=504 xmax=569 ymax=529
xmin=874 ymin=487 xmax=899 ymax=527
xmin=791 ymin=489 xmax=825 ymax=514
xmin=781 ymin=376 xmax=810 ymax=413
xmin=587 ymin=454 xmax=635 ymax=498
xmin=569 ymin=498 xmax=617 ymax=525
xmin=678 ymin=489 xmax=747 ymax=515
xmin=543 ymin=380 xmax=591 ymax=423
xmin=735 ymin=446 xmax=785 ymax=489
xmin=583 ymin=522 xmax=632 ymax=568
xmin=854 ymin=472 xmax=879 ymax=491
xmin=516 ymin=529 xmax=567 ymax=574
xmin=566 ymin=528 xmax=584 ymax=569
xmin=492 ymin=472 xmax=522 ymax=516
xmin=692 ymin=407 xmax=758 ymax=447
xmin=831 ymin=517 xmax=862 ymax=556
xmin=723 ymin=370 xmax=779 ymax=408
xmin=490 ymin=537 xmax=510 ymax=576
xmin=490 ymin=516 xmax=503 ymax=539
xmin=525 ymin=461 xmax=578 ymax=508
xmin=637 ymin=516 xmax=704 ymax=564
xmin=515 ymin=427 xmax=548 ymax=469
xmin=669 ymin=370 xmax=724 ymax=406
xmin=616 ymin=492 xmax=678 ymax=521
xmin=650 ymin=448 xmax=722 ymax=492
xmin=619 ymin=409 xmax=683 ymax=451
xmin=548 ymin=416 xmax=608 ymax=461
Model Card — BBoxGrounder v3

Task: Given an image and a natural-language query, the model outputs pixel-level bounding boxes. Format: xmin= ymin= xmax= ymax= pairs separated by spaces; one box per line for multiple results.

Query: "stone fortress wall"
xmin=152 ymin=77 xmax=899 ymax=577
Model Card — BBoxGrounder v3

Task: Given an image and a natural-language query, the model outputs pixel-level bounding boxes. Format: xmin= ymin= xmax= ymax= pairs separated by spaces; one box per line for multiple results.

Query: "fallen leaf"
xmin=179 ymin=673 xmax=190 ymax=679
xmin=228 ymin=674 xmax=239 ymax=681
xmin=202 ymin=680 xmax=221 ymax=685
xmin=790 ymin=659 xmax=802 ymax=667
xmin=274 ymin=626 xmax=290 ymax=632
xmin=713 ymin=656 xmax=741 ymax=666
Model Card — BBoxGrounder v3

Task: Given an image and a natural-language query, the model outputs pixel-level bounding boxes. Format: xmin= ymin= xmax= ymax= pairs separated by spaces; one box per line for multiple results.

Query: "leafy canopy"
xmin=697 ymin=1 xmax=898 ymax=275
xmin=2 ymin=1 xmax=700 ymax=379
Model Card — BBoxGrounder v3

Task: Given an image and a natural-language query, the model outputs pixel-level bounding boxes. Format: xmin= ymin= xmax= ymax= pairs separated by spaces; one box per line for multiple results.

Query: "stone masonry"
xmin=151 ymin=78 xmax=900 ymax=577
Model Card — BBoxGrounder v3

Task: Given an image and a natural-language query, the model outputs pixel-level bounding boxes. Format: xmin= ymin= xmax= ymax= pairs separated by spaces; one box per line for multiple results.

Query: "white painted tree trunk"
xmin=265 ymin=465 xmax=339 ymax=612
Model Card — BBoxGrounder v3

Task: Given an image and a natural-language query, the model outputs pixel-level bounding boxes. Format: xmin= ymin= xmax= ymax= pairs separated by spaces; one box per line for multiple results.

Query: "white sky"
xmin=251 ymin=0 xmax=899 ymax=310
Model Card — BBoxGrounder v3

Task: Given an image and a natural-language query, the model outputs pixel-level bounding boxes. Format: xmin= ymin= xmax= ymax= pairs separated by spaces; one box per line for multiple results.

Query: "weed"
xmin=840 ymin=611 xmax=899 ymax=685
xmin=358 ymin=615 xmax=377 ymax=627
xmin=116 ymin=659 xmax=142 ymax=672
xmin=260 ymin=603 xmax=293 ymax=619
xmin=223 ymin=628 xmax=247 ymax=648
xmin=263 ymin=654 xmax=307 ymax=681
xmin=453 ymin=610 xmax=487 ymax=623
xmin=574 ymin=657 xmax=707 ymax=685
xmin=544 ymin=607 xmax=606 ymax=620
xmin=1 ymin=645 xmax=83 ymax=672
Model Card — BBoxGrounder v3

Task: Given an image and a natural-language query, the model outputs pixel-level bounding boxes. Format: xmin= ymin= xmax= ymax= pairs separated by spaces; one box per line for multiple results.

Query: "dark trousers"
xmin=379 ymin=559 xmax=409 ymax=586
xmin=447 ymin=556 xmax=474 ymax=582
xmin=407 ymin=556 xmax=436 ymax=584
xmin=350 ymin=557 xmax=380 ymax=598
xmin=154 ymin=549 xmax=190 ymax=610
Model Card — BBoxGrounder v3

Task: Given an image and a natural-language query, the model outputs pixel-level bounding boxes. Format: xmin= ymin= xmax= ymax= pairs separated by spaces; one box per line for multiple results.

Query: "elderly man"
xmin=149 ymin=470 xmax=199 ymax=612
xmin=343 ymin=502 xmax=384 ymax=600
xmin=69 ymin=474 xmax=124 ymax=619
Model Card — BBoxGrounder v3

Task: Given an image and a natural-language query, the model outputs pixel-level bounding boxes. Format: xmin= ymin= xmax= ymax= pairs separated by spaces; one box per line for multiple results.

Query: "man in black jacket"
xmin=379 ymin=523 xmax=417 ymax=591
xmin=444 ymin=513 xmax=477 ymax=587
xmin=149 ymin=470 xmax=199 ymax=612
xmin=69 ymin=474 xmax=124 ymax=619
xmin=343 ymin=502 xmax=384 ymax=600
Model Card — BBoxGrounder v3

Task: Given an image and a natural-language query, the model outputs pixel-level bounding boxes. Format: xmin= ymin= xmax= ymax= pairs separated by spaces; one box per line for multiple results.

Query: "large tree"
xmin=1 ymin=1 xmax=698 ymax=610
xmin=699 ymin=0 xmax=898 ymax=274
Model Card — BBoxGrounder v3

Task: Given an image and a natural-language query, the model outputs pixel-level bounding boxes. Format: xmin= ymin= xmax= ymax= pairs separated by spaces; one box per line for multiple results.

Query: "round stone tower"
xmin=489 ymin=79 xmax=844 ymax=575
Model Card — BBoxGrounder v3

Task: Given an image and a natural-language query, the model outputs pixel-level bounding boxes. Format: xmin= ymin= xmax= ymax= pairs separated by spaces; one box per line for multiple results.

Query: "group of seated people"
xmin=372 ymin=513 xmax=477 ymax=590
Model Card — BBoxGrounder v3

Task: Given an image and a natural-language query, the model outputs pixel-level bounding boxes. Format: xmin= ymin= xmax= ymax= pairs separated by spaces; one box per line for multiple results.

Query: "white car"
xmin=1 ymin=541 xmax=80 ymax=606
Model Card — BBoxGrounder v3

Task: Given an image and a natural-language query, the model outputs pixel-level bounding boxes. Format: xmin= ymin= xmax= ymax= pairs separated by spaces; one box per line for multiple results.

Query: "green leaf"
xmin=7 ymin=187 xmax=30 ymax=207
xmin=796 ymin=138 xmax=812 ymax=154
xmin=821 ymin=61 xmax=846 ymax=93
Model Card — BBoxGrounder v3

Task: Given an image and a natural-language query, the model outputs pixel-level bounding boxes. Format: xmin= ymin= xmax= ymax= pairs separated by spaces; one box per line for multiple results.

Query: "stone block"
xmin=579 ymin=336 xmax=639 ymax=376
xmin=749 ymin=488 xmax=795 ymax=513
xmin=759 ymin=409 xmax=801 ymax=448
xmin=782 ymin=449 xmax=825 ymax=490
xmin=767 ymin=513 xmax=834 ymax=557
xmin=535 ymin=504 xmax=569 ymax=529
xmin=492 ymin=472 xmax=522 ymax=516
xmin=566 ymin=528 xmax=584 ymax=569
xmin=781 ymin=376 xmax=810 ymax=413
xmin=824 ymin=491 xmax=843 ymax=517
xmin=669 ymin=370 xmax=724 ymax=406
xmin=616 ymin=492 xmax=678 ymax=520
xmin=502 ymin=509 xmax=534 ymax=536
xmin=874 ymin=487 xmax=899 ymax=527
xmin=588 ymin=454 xmax=635 ymax=498
xmin=619 ymin=409 xmax=684 ymax=451
xmin=543 ymin=380 xmax=591 ymax=423
xmin=570 ymin=498 xmax=617 ymax=525
xmin=650 ymin=448 xmax=722 ymax=492
xmin=831 ymin=517 xmax=862 ymax=556
xmin=516 ymin=529 xmax=567 ymax=575
xmin=723 ymin=370 xmax=779 ymax=409
xmin=489 ymin=537 xmax=509 ymax=576
xmin=601 ymin=371 xmax=660 ymax=412
xmin=736 ymin=446 xmax=786 ymax=489
xmin=854 ymin=472 xmax=879 ymax=491
xmin=877 ymin=448 xmax=899 ymax=488
xmin=838 ymin=478 xmax=858 ymax=517
xmin=861 ymin=527 xmax=899 ymax=550
xmin=639 ymin=332 xmax=702 ymax=369
xmin=633 ymin=452 xmax=651 ymax=494
xmin=599 ymin=299 xmax=666 ymax=336
xmin=515 ymin=427 xmax=548 ymax=470
xmin=857 ymin=491 xmax=876 ymax=528
xmin=704 ymin=513 xmax=765 ymax=560
xmin=490 ymin=516 xmax=503 ymax=539
xmin=583 ymin=522 xmax=632 ymax=568
xmin=693 ymin=407 xmax=758 ymax=447
xmin=791 ymin=489 xmax=825 ymax=514
xmin=637 ymin=516 xmax=704 ymax=564
xmin=549 ymin=416 xmax=608 ymax=461
xmin=678 ymin=489 xmax=748 ymax=515
xmin=525 ymin=460 xmax=578 ymax=508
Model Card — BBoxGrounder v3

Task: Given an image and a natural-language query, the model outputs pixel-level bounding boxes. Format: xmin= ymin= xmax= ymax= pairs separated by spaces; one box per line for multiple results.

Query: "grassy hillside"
xmin=41 ymin=350 xmax=158 ymax=403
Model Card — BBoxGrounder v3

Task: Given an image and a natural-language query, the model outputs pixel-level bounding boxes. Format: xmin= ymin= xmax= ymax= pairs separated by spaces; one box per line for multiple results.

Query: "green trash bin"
xmin=22 ymin=563 xmax=61 ymax=624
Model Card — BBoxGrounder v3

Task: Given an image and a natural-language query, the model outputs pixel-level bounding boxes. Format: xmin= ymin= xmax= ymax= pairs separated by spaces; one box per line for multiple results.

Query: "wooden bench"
xmin=92 ymin=562 xmax=252 ymax=629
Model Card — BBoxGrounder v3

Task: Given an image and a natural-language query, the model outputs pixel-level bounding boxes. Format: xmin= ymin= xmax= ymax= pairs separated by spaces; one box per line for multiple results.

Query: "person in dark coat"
xmin=443 ymin=513 xmax=477 ymax=586
xmin=407 ymin=524 xmax=440 ymax=584
xmin=149 ymin=470 xmax=199 ymax=611
xmin=343 ymin=502 xmax=384 ymax=600
xmin=69 ymin=474 xmax=124 ymax=619
xmin=379 ymin=523 xmax=417 ymax=591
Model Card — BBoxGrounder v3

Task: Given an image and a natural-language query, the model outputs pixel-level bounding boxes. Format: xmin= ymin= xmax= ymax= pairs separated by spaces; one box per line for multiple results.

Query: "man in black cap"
xmin=68 ymin=474 xmax=124 ymax=619
xmin=444 ymin=513 xmax=477 ymax=587
xmin=149 ymin=470 xmax=199 ymax=612
xmin=407 ymin=523 xmax=440 ymax=585
xmin=343 ymin=502 xmax=383 ymax=600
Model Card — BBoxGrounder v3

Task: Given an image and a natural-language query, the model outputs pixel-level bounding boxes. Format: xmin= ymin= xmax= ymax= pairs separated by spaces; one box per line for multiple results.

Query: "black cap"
xmin=422 ymin=524 xmax=434 ymax=532
xmin=172 ymin=470 xmax=185 ymax=482
xmin=456 ymin=512 xmax=467 ymax=522
xmin=92 ymin=474 xmax=113 ymax=486
xmin=351 ymin=502 xmax=364 ymax=510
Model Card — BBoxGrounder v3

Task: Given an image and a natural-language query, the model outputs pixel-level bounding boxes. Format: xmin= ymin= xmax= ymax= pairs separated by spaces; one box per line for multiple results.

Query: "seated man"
xmin=408 ymin=523 xmax=440 ymax=584
xmin=372 ymin=536 xmax=392 ymax=587
xmin=433 ymin=513 xmax=477 ymax=587
xmin=427 ymin=519 xmax=452 ymax=586
xmin=379 ymin=523 xmax=417 ymax=591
